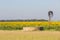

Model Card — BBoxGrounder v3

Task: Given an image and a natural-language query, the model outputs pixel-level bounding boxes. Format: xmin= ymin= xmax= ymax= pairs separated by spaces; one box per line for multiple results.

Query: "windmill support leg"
xmin=48 ymin=17 xmax=51 ymax=29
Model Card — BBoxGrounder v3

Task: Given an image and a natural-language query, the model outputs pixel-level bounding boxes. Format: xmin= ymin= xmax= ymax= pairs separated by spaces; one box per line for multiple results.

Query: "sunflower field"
xmin=0 ymin=21 xmax=60 ymax=31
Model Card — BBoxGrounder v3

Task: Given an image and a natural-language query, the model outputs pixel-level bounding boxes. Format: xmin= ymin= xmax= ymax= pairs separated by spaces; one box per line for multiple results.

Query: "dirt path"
xmin=0 ymin=30 xmax=60 ymax=40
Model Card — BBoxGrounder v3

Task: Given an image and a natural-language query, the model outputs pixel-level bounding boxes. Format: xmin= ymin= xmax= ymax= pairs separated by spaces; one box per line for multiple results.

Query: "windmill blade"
xmin=48 ymin=11 xmax=53 ymax=17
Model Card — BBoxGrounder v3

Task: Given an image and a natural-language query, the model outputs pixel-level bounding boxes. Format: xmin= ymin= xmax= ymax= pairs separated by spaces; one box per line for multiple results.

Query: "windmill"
xmin=48 ymin=11 xmax=53 ymax=28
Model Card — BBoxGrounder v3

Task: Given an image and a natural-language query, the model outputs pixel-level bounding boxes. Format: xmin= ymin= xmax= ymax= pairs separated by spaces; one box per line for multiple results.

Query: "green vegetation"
xmin=0 ymin=23 xmax=60 ymax=31
xmin=0 ymin=25 xmax=23 ymax=30
xmin=0 ymin=21 xmax=60 ymax=31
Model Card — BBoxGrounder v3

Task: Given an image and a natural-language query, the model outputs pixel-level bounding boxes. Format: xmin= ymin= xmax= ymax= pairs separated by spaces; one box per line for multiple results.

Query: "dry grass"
xmin=0 ymin=30 xmax=60 ymax=40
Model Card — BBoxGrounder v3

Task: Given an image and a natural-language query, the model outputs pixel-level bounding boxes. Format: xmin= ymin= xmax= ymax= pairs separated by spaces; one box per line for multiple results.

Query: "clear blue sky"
xmin=0 ymin=0 xmax=60 ymax=20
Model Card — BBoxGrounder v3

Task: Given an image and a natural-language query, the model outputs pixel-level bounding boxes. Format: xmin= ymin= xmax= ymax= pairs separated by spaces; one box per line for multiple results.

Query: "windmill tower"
xmin=48 ymin=11 xmax=53 ymax=28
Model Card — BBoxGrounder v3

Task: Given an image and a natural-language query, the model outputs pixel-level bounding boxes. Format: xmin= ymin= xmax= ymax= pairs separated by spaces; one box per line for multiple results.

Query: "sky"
xmin=0 ymin=0 xmax=60 ymax=20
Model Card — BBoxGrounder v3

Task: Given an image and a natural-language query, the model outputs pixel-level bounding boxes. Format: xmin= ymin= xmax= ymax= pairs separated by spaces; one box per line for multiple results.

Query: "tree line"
xmin=0 ymin=19 xmax=48 ymax=22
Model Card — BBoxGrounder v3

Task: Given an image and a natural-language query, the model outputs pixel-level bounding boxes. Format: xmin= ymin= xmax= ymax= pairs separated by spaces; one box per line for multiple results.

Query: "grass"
xmin=0 ymin=30 xmax=60 ymax=40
